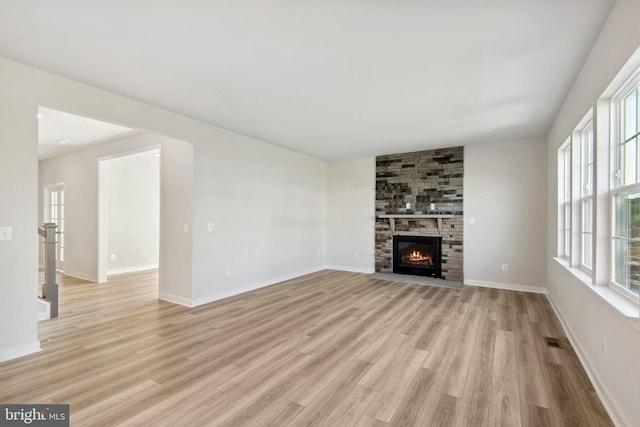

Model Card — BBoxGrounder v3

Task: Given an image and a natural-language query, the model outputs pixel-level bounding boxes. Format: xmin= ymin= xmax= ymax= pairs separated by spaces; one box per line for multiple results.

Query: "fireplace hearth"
xmin=393 ymin=235 xmax=442 ymax=278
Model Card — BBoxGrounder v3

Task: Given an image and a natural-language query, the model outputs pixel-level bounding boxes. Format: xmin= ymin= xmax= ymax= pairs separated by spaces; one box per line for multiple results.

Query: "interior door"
xmin=47 ymin=184 xmax=65 ymax=271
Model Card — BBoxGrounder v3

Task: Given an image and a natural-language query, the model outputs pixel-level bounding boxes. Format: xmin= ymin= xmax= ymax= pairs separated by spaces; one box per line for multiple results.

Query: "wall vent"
xmin=544 ymin=337 xmax=561 ymax=348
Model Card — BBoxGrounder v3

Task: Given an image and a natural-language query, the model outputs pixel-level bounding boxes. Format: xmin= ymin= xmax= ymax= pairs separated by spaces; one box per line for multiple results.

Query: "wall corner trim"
xmin=159 ymin=292 xmax=193 ymax=307
xmin=464 ymin=279 xmax=548 ymax=294
xmin=0 ymin=342 xmax=41 ymax=363
xmin=63 ymin=269 xmax=99 ymax=283
xmin=547 ymin=294 xmax=631 ymax=427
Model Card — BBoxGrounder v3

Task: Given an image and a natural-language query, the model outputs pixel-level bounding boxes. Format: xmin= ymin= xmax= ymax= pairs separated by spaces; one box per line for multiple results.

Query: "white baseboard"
xmin=547 ymin=294 xmax=630 ymax=427
xmin=0 ymin=342 xmax=41 ymax=363
xmin=108 ymin=264 xmax=159 ymax=276
xmin=192 ymin=266 xmax=327 ymax=307
xmin=159 ymin=292 xmax=193 ymax=307
xmin=464 ymin=279 xmax=547 ymax=294
xmin=326 ymin=264 xmax=375 ymax=274
xmin=63 ymin=269 xmax=97 ymax=283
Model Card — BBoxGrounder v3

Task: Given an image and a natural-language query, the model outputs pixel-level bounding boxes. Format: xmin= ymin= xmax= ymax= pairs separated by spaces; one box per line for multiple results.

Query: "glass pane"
xmin=60 ymin=190 xmax=64 ymax=204
xmin=613 ymin=191 xmax=640 ymax=296
xmin=59 ymin=247 xmax=64 ymax=262
xmin=617 ymin=239 xmax=640 ymax=295
xmin=51 ymin=191 xmax=57 ymax=205
xmin=60 ymin=204 xmax=64 ymax=220
xmin=565 ymin=230 xmax=571 ymax=257
xmin=636 ymin=138 xmax=640 ymax=185
xmin=630 ymin=193 xmax=640 ymax=239
xmin=582 ymin=199 xmax=592 ymax=233
xmin=624 ymin=141 xmax=637 ymax=185
xmin=614 ymin=192 xmax=640 ymax=238
xmin=624 ymin=90 xmax=638 ymax=141
xmin=614 ymin=238 xmax=628 ymax=286
xmin=582 ymin=233 xmax=592 ymax=269
xmin=564 ymin=145 xmax=571 ymax=201
xmin=581 ymin=129 xmax=593 ymax=197
xmin=631 ymin=240 xmax=640 ymax=295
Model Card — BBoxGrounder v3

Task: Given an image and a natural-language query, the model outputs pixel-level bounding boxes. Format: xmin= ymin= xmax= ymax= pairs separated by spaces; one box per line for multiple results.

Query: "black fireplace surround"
xmin=393 ymin=235 xmax=442 ymax=278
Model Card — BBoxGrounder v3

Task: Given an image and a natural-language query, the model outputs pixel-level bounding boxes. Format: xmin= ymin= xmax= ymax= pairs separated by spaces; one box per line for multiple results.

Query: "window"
xmin=45 ymin=184 xmax=65 ymax=271
xmin=559 ymin=140 xmax=572 ymax=259
xmin=614 ymin=75 xmax=640 ymax=187
xmin=580 ymin=121 xmax=594 ymax=271
xmin=612 ymin=190 xmax=640 ymax=297
xmin=612 ymin=73 xmax=640 ymax=297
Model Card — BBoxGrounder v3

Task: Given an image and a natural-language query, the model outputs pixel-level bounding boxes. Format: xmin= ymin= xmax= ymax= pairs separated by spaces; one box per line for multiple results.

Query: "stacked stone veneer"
xmin=375 ymin=147 xmax=464 ymax=281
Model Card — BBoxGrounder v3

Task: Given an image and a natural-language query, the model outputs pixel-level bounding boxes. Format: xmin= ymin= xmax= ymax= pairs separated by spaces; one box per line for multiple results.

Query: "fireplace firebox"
xmin=393 ymin=235 xmax=442 ymax=278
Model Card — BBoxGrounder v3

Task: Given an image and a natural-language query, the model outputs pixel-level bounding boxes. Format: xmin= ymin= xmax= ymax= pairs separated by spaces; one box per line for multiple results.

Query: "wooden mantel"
xmin=377 ymin=214 xmax=457 ymax=233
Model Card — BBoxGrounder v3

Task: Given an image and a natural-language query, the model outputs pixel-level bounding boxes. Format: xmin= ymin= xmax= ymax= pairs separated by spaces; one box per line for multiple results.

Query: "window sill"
xmin=553 ymin=257 xmax=640 ymax=330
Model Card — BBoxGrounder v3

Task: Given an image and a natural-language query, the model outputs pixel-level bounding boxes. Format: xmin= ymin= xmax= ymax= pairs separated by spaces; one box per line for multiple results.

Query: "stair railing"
xmin=38 ymin=223 xmax=59 ymax=318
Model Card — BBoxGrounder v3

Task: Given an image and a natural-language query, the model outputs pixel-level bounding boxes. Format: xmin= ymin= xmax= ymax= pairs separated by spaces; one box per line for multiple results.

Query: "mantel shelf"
xmin=377 ymin=214 xmax=460 ymax=233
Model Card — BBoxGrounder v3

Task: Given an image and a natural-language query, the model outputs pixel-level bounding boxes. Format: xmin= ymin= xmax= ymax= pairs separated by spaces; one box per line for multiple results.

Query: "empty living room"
xmin=1 ymin=1 xmax=639 ymax=426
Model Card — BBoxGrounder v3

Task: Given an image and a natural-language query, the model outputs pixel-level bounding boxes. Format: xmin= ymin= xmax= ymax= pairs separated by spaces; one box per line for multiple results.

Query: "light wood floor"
xmin=2 ymin=270 xmax=612 ymax=426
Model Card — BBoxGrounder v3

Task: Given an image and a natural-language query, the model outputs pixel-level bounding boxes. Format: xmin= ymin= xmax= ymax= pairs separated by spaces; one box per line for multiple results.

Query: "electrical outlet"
xmin=355 ymin=252 xmax=360 ymax=259
xmin=0 ymin=227 xmax=12 ymax=241
xmin=207 ymin=223 xmax=215 ymax=232
xmin=501 ymin=264 xmax=509 ymax=272
xmin=110 ymin=254 xmax=116 ymax=261
xmin=183 ymin=224 xmax=189 ymax=233
xmin=226 ymin=268 xmax=232 ymax=278
xmin=602 ymin=336 xmax=607 ymax=355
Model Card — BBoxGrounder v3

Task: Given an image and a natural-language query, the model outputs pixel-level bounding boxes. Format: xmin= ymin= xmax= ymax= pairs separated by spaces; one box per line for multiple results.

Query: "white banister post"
xmin=40 ymin=223 xmax=59 ymax=318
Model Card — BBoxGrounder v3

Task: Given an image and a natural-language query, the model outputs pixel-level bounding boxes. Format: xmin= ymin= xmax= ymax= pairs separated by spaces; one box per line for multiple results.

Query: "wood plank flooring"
xmin=1 ymin=270 xmax=613 ymax=426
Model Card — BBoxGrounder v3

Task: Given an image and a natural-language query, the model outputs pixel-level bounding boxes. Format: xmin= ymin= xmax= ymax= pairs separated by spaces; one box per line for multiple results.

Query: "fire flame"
xmin=408 ymin=250 xmax=432 ymax=264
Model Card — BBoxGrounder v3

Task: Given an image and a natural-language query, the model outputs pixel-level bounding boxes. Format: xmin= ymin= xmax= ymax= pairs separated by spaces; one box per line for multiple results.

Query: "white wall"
xmin=159 ymin=139 xmax=193 ymax=305
xmin=326 ymin=157 xmax=376 ymax=273
xmin=1 ymin=56 xmax=328 ymax=360
xmin=464 ymin=138 xmax=547 ymax=292
xmin=106 ymin=150 xmax=159 ymax=274
xmin=546 ymin=1 xmax=640 ymax=426
xmin=190 ymin=138 xmax=327 ymax=305
xmin=0 ymin=66 xmax=40 ymax=362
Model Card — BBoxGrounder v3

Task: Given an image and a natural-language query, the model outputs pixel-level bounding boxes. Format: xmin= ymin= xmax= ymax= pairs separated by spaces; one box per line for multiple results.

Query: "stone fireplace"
xmin=375 ymin=147 xmax=463 ymax=282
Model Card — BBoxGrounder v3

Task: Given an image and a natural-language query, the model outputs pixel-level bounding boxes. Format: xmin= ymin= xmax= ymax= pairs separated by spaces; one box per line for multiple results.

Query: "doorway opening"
xmin=38 ymin=106 xmax=194 ymax=314
xmin=98 ymin=148 xmax=160 ymax=282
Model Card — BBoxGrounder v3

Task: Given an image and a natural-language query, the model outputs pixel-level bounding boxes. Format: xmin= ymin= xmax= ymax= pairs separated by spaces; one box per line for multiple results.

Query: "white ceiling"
xmin=1 ymin=0 xmax=615 ymax=160
xmin=38 ymin=107 xmax=135 ymax=160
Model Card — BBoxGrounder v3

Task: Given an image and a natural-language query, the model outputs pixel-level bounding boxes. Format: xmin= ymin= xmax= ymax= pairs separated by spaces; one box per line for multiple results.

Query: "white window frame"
xmin=612 ymin=68 xmax=640 ymax=189
xmin=610 ymin=69 xmax=640 ymax=299
xmin=558 ymin=139 xmax=572 ymax=260
xmin=580 ymin=120 xmax=594 ymax=273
